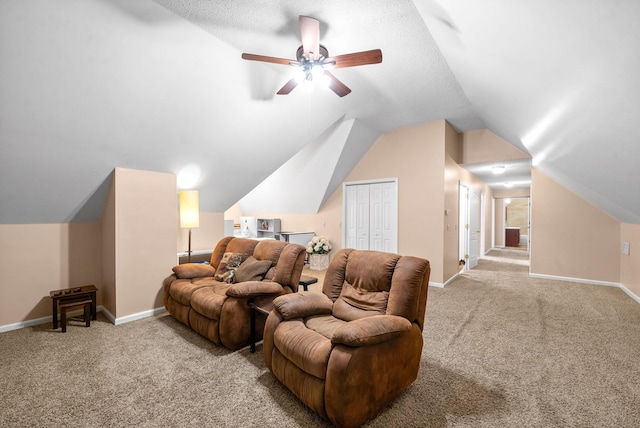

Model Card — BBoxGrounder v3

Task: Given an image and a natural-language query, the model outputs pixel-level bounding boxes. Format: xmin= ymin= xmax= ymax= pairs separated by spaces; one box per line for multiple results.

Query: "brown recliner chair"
xmin=263 ymin=248 xmax=430 ymax=428
xmin=163 ymin=236 xmax=305 ymax=350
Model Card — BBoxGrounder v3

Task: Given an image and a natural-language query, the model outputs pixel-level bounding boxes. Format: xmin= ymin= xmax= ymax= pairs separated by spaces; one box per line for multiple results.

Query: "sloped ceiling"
xmin=1 ymin=0 xmax=639 ymax=224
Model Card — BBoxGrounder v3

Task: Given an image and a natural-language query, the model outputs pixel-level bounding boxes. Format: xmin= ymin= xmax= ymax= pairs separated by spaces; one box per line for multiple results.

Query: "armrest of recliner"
xmin=171 ymin=263 xmax=216 ymax=279
xmin=331 ymin=315 xmax=412 ymax=347
xmin=226 ymin=280 xmax=283 ymax=298
xmin=273 ymin=292 xmax=334 ymax=320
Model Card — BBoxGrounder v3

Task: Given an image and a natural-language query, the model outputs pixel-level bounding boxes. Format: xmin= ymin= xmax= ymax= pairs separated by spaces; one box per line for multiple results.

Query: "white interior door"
xmin=356 ymin=184 xmax=370 ymax=250
xmin=459 ymin=183 xmax=469 ymax=269
xmin=343 ymin=179 xmax=397 ymax=252
xmin=345 ymin=185 xmax=358 ymax=248
xmin=468 ymin=188 xmax=479 ymax=269
xmin=369 ymin=183 xmax=383 ymax=250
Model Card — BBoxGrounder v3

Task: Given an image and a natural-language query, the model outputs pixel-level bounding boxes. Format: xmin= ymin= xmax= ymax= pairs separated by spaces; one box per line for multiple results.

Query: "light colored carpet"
xmin=1 ymin=250 xmax=639 ymax=427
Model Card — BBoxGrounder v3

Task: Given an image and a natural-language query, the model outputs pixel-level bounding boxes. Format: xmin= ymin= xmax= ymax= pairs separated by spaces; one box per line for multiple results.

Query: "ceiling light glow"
xmin=492 ymin=165 xmax=506 ymax=175
xmin=177 ymin=164 xmax=201 ymax=189
xmin=311 ymin=64 xmax=325 ymax=80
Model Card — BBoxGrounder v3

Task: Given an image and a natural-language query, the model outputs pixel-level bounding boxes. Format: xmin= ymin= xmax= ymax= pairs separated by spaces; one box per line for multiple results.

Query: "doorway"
xmin=459 ymin=182 xmax=480 ymax=270
xmin=503 ymin=197 xmax=530 ymax=251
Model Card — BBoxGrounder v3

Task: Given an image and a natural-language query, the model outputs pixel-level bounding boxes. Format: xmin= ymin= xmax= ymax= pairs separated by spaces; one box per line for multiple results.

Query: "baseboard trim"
xmin=1 ymin=306 xmax=108 ymax=333
xmin=0 ymin=306 xmax=167 ymax=333
xmin=100 ymin=305 xmax=116 ymax=324
xmin=430 ymin=272 xmax=470 ymax=289
xmin=114 ymin=307 xmax=167 ymax=326
xmin=0 ymin=314 xmax=53 ymax=333
xmin=530 ymin=272 xmax=640 ymax=304
xmin=529 ymin=272 xmax=619 ymax=288
xmin=619 ymin=283 xmax=640 ymax=304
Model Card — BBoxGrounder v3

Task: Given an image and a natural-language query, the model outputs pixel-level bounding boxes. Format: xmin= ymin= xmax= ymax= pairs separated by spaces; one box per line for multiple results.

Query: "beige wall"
xmin=0 ymin=167 xmax=179 ymax=329
xmin=620 ymin=223 xmax=640 ymax=298
xmin=346 ymin=121 xmax=447 ymax=282
xmin=101 ymin=176 xmax=116 ymax=316
xmin=112 ymin=168 xmax=177 ymax=319
xmin=530 ymin=168 xmax=620 ymax=282
xmin=178 ymin=211 xmax=225 ymax=254
xmin=0 ymin=222 xmax=101 ymax=327
xmin=461 ymin=128 xmax=530 ymax=164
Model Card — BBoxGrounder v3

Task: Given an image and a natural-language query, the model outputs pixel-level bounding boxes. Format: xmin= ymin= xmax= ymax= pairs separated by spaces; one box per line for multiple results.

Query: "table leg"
xmin=52 ymin=300 xmax=58 ymax=330
xmin=249 ymin=302 xmax=256 ymax=353
xmin=90 ymin=290 xmax=97 ymax=320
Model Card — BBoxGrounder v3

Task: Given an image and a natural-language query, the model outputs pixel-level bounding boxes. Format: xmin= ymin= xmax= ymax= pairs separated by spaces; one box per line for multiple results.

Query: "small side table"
xmin=299 ymin=275 xmax=318 ymax=291
xmin=248 ymin=298 xmax=274 ymax=353
xmin=50 ymin=285 xmax=98 ymax=330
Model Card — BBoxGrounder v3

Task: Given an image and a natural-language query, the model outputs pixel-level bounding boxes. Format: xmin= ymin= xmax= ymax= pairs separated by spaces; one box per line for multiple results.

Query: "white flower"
xmin=306 ymin=236 xmax=332 ymax=254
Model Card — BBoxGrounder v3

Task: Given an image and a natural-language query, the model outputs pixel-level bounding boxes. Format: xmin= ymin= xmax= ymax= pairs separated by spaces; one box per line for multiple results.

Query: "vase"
xmin=309 ymin=253 xmax=329 ymax=271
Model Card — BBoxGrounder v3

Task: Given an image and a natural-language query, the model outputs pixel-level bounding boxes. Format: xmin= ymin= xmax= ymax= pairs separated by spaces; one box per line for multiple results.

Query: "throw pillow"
xmin=214 ymin=252 xmax=245 ymax=282
xmin=172 ymin=263 xmax=216 ymax=279
xmin=233 ymin=256 xmax=272 ymax=283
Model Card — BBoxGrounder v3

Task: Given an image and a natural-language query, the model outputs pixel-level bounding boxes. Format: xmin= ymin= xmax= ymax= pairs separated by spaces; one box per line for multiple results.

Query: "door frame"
xmin=503 ymin=196 xmax=530 ymax=251
xmin=343 ymin=178 xmax=398 ymax=253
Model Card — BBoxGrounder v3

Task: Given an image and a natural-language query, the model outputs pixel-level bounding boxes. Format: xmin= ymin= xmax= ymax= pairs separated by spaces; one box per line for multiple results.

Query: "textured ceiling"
xmin=1 ymin=0 xmax=639 ymax=224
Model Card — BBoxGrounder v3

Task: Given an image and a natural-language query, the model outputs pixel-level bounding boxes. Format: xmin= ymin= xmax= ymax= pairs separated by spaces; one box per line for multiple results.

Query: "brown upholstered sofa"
xmin=263 ymin=248 xmax=430 ymax=428
xmin=163 ymin=236 xmax=305 ymax=350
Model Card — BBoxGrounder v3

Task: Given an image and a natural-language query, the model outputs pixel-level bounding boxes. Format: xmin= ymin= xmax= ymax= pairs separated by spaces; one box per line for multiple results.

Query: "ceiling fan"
xmin=241 ymin=15 xmax=382 ymax=97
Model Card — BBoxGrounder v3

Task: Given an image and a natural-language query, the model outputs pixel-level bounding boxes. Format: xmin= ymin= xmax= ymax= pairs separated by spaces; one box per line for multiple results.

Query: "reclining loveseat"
xmin=163 ymin=236 xmax=305 ymax=350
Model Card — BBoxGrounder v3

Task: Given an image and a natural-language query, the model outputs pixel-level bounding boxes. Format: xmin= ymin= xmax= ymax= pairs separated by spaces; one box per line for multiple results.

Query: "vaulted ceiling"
xmin=1 ymin=0 xmax=639 ymax=224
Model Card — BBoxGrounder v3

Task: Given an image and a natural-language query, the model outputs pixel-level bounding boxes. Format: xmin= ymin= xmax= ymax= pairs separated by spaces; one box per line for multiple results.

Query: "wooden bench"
xmin=50 ymin=285 xmax=97 ymax=331
xmin=59 ymin=299 xmax=92 ymax=333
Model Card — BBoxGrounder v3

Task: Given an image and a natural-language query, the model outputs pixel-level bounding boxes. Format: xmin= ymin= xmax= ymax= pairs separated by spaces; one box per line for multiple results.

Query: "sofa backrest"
xmin=255 ymin=240 xmax=306 ymax=292
xmin=210 ymin=236 xmax=259 ymax=269
xmin=210 ymin=237 xmax=306 ymax=292
xmin=323 ymin=249 xmax=431 ymax=329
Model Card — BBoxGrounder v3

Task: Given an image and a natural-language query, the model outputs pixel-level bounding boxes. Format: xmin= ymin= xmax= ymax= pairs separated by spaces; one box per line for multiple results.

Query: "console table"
xmin=50 ymin=285 xmax=97 ymax=330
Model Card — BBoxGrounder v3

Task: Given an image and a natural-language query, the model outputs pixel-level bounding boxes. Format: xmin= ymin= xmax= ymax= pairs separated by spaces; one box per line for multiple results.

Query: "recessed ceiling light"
xmin=492 ymin=165 xmax=506 ymax=175
xmin=504 ymin=182 xmax=513 ymax=188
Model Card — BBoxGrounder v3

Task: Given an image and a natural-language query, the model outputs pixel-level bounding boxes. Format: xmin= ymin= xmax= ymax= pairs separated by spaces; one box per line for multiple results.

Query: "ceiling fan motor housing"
xmin=296 ymin=44 xmax=329 ymax=62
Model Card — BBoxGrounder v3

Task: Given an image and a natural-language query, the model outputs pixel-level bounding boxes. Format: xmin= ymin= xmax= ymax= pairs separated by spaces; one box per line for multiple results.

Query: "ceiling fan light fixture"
xmin=241 ymin=17 xmax=382 ymax=97
xmin=311 ymin=63 xmax=325 ymax=80
xmin=300 ymin=79 xmax=314 ymax=92
xmin=293 ymin=68 xmax=306 ymax=83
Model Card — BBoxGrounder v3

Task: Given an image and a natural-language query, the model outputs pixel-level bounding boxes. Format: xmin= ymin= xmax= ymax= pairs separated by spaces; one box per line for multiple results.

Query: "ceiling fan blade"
xmin=299 ymin=16 xmax=320 ymax=60
xmin=241 ymin=53 xmax=298 ymax=66
xmin=277 ymin=78 xmax=299 ymax=95
xmin=326 ymin=49 xmax=383 ymax=69
xmin=325 ymin=71 xmax=351 ymax=97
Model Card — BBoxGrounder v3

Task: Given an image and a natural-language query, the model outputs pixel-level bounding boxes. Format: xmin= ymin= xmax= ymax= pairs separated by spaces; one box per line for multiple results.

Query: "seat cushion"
xmin=169 ymin=279 xmax=215 ymax=306
xmin=190 ymin=283 xmax=231 ymax=320
xmin=305 ymin=314 xmax=346 ymax=340
xmin=274 ymin=319 xmax=333 ymax=380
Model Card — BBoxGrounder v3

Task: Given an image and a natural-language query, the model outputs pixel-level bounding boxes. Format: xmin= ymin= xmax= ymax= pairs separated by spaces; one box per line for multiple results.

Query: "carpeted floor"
xmin=1 ymin=249 xmax=639 ymax=427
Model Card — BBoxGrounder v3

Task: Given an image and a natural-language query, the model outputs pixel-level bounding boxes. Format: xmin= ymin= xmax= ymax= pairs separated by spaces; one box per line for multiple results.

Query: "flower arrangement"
xmin=306 ymin=236 xmax=332 ymax=255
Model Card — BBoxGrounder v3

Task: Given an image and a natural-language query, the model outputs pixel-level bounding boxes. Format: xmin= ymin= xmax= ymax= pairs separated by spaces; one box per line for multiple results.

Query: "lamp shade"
xmin=179 ymin=190 xmax=199 ymax=228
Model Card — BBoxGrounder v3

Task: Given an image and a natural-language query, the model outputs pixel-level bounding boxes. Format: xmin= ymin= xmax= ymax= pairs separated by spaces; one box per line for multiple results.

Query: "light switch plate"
xmin=622 ymin=242 xmax=630 ymax=255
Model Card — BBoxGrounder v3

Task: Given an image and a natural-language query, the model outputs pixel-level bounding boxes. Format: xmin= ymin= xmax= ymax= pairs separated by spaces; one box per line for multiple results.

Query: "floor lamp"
xmin=179 ymin=190 xmax=199 ymax=263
